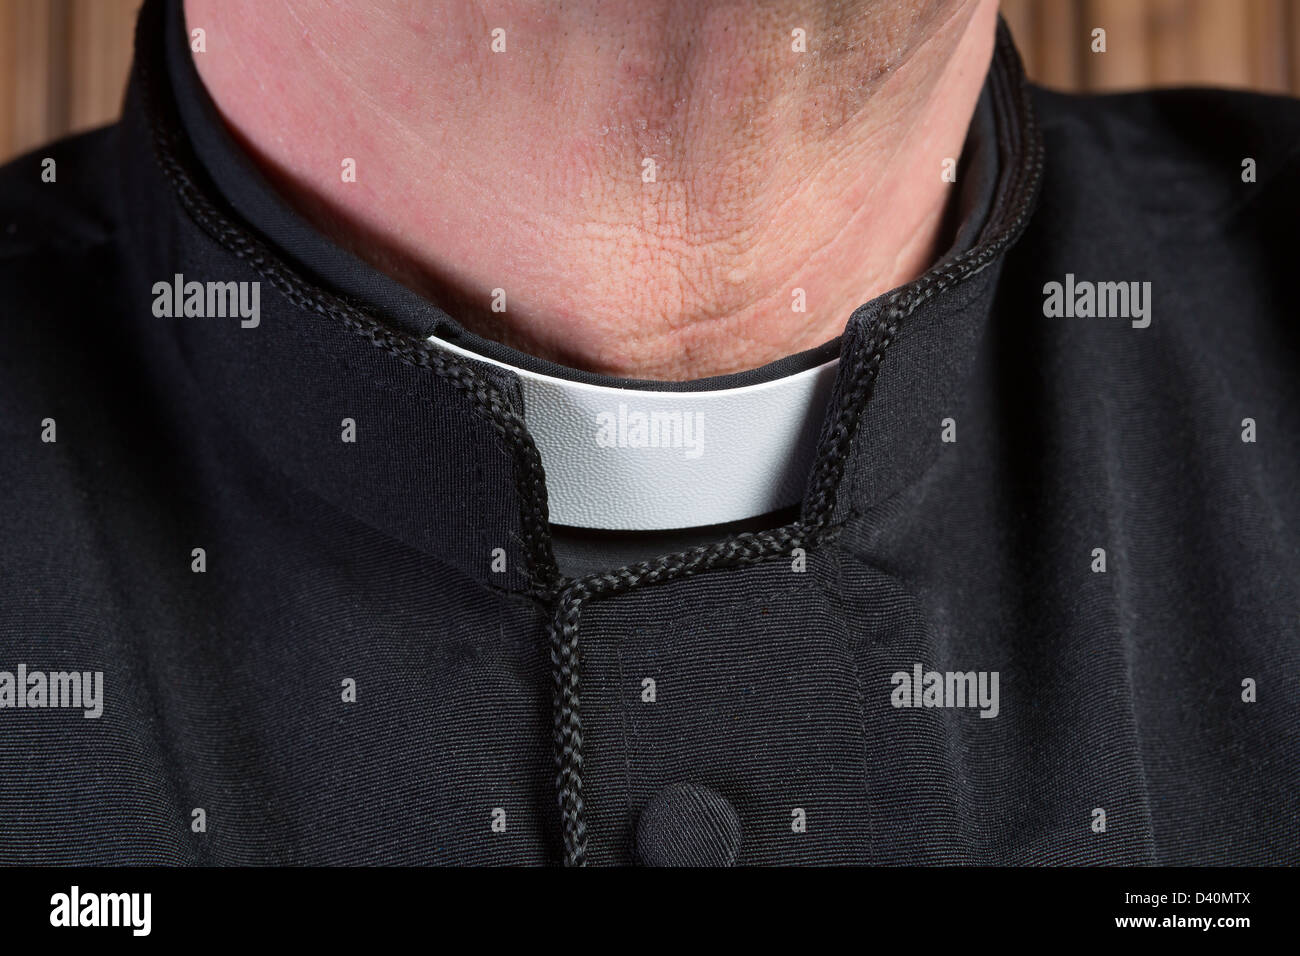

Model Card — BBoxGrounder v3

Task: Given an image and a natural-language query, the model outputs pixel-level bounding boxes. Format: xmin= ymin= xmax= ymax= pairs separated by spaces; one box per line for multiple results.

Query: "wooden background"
xmin=2 ymin=0 xmax=1300 ymax=164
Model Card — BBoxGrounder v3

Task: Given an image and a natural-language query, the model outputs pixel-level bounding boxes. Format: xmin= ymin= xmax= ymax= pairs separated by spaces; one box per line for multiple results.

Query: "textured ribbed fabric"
xmin=634 ymin=784 xmax=743 ymax=867
xmin=0 ymin=0 xmax=1296 ymax=866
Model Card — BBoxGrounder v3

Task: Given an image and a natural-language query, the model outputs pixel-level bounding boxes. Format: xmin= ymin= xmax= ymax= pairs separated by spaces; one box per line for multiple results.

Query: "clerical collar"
xmin=428 ymin=335 xmax=841 ymax=530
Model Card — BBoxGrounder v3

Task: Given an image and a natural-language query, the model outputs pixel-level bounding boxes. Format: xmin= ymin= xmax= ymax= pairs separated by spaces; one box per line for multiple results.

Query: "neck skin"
xmin=185 ymin=0 xmax=997 ymax=380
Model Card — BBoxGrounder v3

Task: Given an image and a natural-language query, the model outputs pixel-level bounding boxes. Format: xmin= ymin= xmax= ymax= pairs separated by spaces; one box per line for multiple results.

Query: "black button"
xmin=634 ymin=783 xmax=742 ymax=867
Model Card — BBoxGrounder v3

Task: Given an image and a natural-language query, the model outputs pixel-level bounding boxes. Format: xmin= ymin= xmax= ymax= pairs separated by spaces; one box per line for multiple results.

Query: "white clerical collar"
xmin=428 ymin=335 xmax=840 ymax=531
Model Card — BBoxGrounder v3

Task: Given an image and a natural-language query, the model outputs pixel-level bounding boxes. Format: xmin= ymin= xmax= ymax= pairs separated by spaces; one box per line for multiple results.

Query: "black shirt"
xmin=0 ymin=0 xmax=1296 ymax=865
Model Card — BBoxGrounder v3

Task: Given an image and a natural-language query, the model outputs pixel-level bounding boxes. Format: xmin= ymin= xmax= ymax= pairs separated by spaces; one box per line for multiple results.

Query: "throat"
xmin=186 ymin=0 xmax=998 ymax=379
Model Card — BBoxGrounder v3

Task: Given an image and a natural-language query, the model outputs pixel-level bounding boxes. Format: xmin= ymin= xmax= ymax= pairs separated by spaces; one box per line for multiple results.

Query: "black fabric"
xmin=0 ymin=0 xmax=1297 ymax=865
xmin=551 ymin=506 xmax=801 ymax=579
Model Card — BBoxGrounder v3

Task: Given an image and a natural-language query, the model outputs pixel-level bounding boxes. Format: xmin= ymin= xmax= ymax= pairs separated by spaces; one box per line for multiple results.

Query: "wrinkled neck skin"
xmin=185 ymin=0 xmax=997 ymax=380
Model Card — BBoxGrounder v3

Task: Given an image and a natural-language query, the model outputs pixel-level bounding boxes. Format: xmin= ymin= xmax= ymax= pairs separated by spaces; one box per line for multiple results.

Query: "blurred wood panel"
xmin=1189 ymin=0 xmax=1251 ymax=88
xmin=1003 ymin=0 xmax=1300 ymax=93
xmin=68 ymin=0 xmax=140 ymax=131
xmin=1083 ymin=0 xmax=1152 ymax=88
xmin=1148 ymin=0 xmax=1193 ymax=86
xmin=0 ymin=0 xmax=140 ymax=162
xmin=1246 ymin=0 xmax=1290 ymax=89
xmin=1 ymin=0 xmax=1299 ymax=164
xmin=1292 ymin=0 xmax=1300 ymax=90
xmin=1036 ymin=0 xmax=1085 ymax=88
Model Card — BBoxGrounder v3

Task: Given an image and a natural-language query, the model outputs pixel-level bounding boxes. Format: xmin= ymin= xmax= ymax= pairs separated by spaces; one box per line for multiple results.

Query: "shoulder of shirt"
xmin=0 ymin=124 xmax=120 ymax=261
xmin=0 ymin=126 xmax=129 ymax=449
xmin=1028 ymin=84 xmax=1300 ymax=220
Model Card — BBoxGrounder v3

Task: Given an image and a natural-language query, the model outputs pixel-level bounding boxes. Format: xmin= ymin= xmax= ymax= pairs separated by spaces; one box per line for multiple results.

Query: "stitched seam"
xmin=131 ymin=0 xmax=560 ymax=603
xmin=845 ymin=606 xmax=878 ymax=866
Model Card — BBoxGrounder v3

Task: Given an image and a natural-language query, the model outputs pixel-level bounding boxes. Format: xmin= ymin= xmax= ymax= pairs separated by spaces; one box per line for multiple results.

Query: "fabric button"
xmin=634 ymin=783 xmax=742 ymax=867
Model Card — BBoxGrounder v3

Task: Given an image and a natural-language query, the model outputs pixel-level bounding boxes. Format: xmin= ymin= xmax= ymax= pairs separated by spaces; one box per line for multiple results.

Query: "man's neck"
xmin=185 ymin=0 xmax=997 ymax=380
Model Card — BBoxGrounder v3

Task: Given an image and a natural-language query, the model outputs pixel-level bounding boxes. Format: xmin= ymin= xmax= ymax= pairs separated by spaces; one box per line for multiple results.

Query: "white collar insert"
xmin=428 ymin=335 xmax=840 ymax=531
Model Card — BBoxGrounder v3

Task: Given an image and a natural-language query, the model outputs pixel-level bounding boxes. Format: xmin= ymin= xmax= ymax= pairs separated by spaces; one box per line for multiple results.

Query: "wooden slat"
xmin=4 ymin=0 xmax=56 ymax=159
xmin=1082 ymin=0 xmax=1152 ymax=90
xmin=1245 ymin=0 xmax=1291 ymax=92
xmin=46 ymin=0 xmax=70 ymax=135
xmin=0 ymin=2 xmax=14 ymax=158
xmin=1187 ymin=0 xmax=1252 ymax=88
xmin=1035 ymin=0 xmax=1085 ymax=90
xmin=1291 ymin=0 xmax=1300 ymax=93
xmin=1148 ymin=0 xmax=1193 ymax=86
xmin=67 ymin=0 xmax=141 ymax=133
